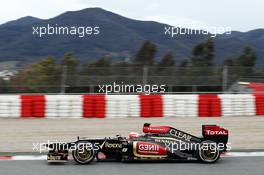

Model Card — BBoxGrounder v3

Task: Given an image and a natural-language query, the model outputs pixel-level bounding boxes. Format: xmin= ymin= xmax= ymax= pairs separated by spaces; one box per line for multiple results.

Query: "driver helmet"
xmin=128 ymin=132 xmax=141 ymax=139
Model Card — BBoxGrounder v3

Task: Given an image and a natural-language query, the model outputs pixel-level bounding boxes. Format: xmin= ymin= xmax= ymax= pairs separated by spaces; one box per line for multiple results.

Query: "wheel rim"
xmin=73 ymin=143 xmax=95 ymax=164
xmin=76 ymin=148 xmax=92 ymax=161
xmin=199 ymin=142 xmax=219 ymax=162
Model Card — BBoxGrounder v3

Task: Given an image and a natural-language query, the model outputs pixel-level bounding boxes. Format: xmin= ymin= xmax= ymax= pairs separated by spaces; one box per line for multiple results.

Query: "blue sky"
xmin=0 ymin=0 xmax=263 ymax=32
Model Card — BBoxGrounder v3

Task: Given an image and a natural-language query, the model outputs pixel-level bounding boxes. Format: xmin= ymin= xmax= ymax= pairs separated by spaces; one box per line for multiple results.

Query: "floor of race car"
xmin=0 ymin=156 xmax=263 ymax=175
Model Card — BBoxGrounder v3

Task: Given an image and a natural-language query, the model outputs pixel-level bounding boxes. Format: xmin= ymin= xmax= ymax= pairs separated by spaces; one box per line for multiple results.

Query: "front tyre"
xmin=72 ymin=141 xmax=95 ymax=165
xmin=198 ymin=140 xmax=220 ymax=163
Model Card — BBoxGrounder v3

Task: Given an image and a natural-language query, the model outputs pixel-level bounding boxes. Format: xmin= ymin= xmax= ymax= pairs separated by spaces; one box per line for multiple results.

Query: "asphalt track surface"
xmin=1 ymin=157 xmax=263 ymax=175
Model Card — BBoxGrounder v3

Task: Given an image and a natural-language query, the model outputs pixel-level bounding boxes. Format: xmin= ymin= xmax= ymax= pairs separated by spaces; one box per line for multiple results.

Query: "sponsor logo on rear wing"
xmin=203 ymin=125 xmax=229 ymax=136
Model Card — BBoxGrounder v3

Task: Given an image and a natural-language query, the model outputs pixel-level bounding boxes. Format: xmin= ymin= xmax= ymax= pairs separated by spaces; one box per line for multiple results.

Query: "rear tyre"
xmin=72 ymin=141 xmax=95 ymax=165
xmin=198 ymin=140 xmax=220 ymax=163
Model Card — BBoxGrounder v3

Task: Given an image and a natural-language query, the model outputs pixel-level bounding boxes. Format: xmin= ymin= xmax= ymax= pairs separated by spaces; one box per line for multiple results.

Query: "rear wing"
xmin=202 ymin=125 xmax=229 ymax=145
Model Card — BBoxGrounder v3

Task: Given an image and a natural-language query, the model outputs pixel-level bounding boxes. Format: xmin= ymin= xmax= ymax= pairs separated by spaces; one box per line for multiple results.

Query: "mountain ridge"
xmin=1 ymin=16 xmax=43 ymax=27
xmin=0 ymin=8 xmax=263 ymax=66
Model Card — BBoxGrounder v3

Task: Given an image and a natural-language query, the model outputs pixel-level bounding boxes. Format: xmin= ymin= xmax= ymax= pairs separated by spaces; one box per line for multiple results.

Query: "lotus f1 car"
xmin=45 ymin=123 xmax=229 ymax=164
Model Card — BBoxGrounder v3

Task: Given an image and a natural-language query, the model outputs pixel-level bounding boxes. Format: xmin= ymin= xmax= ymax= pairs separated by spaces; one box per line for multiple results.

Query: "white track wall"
xmin=219 ymin=94 xmax=256 ymax=116
xmin=105 ymin=95 xmax=140 ymax=118
xmin=0 ymin=95 xmax=20 ymax=118
xmin=45 ymin=95 xmax=83 ymax=118
xmin=162 ymin=95 xmax=198 ymax=117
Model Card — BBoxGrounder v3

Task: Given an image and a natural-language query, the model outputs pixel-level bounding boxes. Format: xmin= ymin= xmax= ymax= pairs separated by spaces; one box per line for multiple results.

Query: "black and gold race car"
xmin=45 ymin=123 xmax=229 ymax=164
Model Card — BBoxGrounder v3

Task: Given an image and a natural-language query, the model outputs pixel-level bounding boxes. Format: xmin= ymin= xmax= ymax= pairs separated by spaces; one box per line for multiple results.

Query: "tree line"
xmin=0 ymin=39 xmax=258 ymax=93
xmin=13 ymin=39 xmax=258 ymax=75
xmin=134 ymin=39 xmax=256 ymax=68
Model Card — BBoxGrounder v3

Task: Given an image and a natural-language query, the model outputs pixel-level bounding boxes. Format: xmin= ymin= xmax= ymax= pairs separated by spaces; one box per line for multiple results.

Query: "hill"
xmin=0 ymin=8 xmax=263 ymax=66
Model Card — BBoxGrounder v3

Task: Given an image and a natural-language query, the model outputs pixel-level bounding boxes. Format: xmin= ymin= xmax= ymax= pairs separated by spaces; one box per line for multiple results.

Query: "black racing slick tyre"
xmin=198 ymin=140 xmax=220 ymax=163
xmin=72 ymin=141 xmax=95 ymax=165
